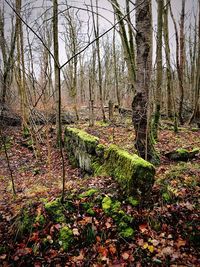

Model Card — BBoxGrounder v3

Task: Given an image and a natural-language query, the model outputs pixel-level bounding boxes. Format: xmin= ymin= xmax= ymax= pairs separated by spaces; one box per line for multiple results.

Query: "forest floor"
xmin=0 ymin=116 xmax=200 ymax=266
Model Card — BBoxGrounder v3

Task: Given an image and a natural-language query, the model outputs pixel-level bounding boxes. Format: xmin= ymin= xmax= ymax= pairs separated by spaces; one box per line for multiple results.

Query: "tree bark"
xmin=163 ymin=1 xmax=173 ymax=118
xmin=178 ymin=0 xmax=186 ymax=125
xmin=152 ymin=0 xmax=163 ymax=140
xmin=132 ymin=0 xmax=159 ymax=163
xmin=91 ymin=0 xmax=106 ymax=122
xmin=189 ymin=0 xmax=200 ymax=125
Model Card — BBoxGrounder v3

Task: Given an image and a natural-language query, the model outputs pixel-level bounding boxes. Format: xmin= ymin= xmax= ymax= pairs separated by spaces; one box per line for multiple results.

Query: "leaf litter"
xmin=0 ymin=123 xmax=199 ymax=266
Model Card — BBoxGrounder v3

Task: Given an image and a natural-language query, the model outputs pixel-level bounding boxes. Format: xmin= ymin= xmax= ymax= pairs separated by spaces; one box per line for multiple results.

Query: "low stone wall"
xmin=65 ymin=127 xmax=155 ymax=196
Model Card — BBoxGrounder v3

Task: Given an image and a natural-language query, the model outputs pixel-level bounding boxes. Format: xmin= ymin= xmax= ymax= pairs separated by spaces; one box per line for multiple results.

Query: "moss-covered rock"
xmin=59 ymin=226 xmax=73 ymax=251
xmin=95 ymin=145 xmax=155 ymax=196
xmin=45 ymin=199 xmax=65 ymax=223
xmin=165 ymin=148 xmax=199 ymax=161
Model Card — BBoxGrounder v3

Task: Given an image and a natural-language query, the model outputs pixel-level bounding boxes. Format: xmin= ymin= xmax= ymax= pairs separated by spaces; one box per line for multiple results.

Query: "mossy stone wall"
xmin=65 ymin=127 xmax=155 ymax=196
xmin=65 ymin=127 xmax=99 ymax=173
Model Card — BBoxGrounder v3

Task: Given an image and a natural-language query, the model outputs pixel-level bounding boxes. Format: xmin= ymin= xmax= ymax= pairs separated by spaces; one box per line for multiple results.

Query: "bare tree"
xmin=0 ymin=3 xmax=17 ymax=105
xmin=152 ymin=0 xmax=163 ymax=140
xmin=91 ymin=0 xmax=106 ymax=122
xmin=189 ymin=0 xmax=200 ymax=126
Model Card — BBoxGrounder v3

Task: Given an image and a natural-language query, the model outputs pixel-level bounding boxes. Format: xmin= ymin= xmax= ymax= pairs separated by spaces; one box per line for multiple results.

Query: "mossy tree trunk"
xmin=133 ymin=0 xmax=159 ymax=163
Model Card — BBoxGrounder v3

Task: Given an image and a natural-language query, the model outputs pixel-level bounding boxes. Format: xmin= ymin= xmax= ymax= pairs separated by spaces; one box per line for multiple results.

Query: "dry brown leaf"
xmin=122 ymin=252 xmax=130 ymax=260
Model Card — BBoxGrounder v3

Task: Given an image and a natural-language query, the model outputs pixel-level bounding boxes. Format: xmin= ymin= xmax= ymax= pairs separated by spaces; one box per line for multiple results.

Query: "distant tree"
xmin=189 ymin=0 xmax=200 ymax=126
xmin=0 ymin=3 xmax=17 ymax=105
xmin=152 ymin=0 xmax=163 ymax=140
xmin=91 ymin=0 xmax=106 ymax=122
xmin=170 ymin=0 xmax=185 ymax=125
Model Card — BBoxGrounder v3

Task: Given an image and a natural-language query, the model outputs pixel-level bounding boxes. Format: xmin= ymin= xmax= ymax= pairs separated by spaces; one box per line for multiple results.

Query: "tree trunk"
xmin=178 ymin=0 xmax=186 ymax=125
xmin=53 ymin=0 xmax=61 ymax=145
xmin=152 ymin=0 xmax=163 ymax=140
xmin=113 ymin=15 xmax=120 ymax=108
xmin=133 ymin=0 xmax=159 ymax=163
xmin=189 ymin=0 xmax=200 ymax=125
xmin=163 ymin=1 xmax=173 ymax=118
xmin=53 ymin=0 xmax=66 ymax=203
xmin=91 ymin=0 xmax=106 ymax=122
xmin=111 ymin=0 xmax=136 ymax=90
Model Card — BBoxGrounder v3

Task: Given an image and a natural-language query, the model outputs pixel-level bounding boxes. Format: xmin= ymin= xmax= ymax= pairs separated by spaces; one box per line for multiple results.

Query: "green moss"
xmin=128 ymin=197 xmax=139 ymax=206
xmin=45 ymin=199 xmax=65 ymax=223
xmin=96 ymin=120 xmax=110 ymax=127
xmin=23 ymin=126 xmax=30 ymax=138
xmin=121 ymin=214 xmax=133 ymax=223
xmin=35 ymin=214 xmax=45 ymax=226
xmin=162 ymin=192 xmax=171 ymax=202
xmin=92 ymin=161 xmax=107 ymax=176
xmin=111 ymin=201 xmax=121 ymax=213
xmin=192 ymin=147 xmax=199 ymax=153
xmin=118 ymin=221 xmax=128 ymax=229
xmin=86 ymin=208 xmax=95 ymax=216
xmin=176 ymin=148 xmax=188 ymax=155
xmin=102 ymin=196 xmax=112 ymax=211
xmin=191 ymin=128 xmax=199 ymax=132
xmin=95 ymin=144 xmax=106 ymax=157
xmin=65 ymin=127 xmax=99 ymax=153
xmin=59 ymin=226 xmax=73 ymax=251
xmin=120 ymin=227 xmax=134 ymax=238
xmin=97 ymin=145 xmax=155 ymax=195
xmin=64 ymin=200 xmax=76 ymax=212
xmin=79 ymin=188 xmax=98 ymax=198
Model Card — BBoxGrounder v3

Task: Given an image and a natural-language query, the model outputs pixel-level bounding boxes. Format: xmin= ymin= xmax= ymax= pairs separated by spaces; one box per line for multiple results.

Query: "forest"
xmin=0 ymin=0 xmax=199 ymax=266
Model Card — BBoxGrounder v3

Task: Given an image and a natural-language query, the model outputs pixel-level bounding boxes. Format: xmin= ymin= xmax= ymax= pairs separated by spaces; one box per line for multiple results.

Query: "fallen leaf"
xmin=151 ymin=239 xmax=159 ymax=246
xmin=73 ymin=228 xmax=80 ymax=236
xmin=96 ymin=236 xmax=101 ymax=242
xmin=139 ymin=223 xmax=148 ymax=233
xmin=148 ymin=245 xmax=154 ymax=253
xmin=160 ymin=246 xmax=174 ymax=256
xmin=109 ymin=244 xmax=117 ymax=255
xmin=176 ymin=238 xmax=186 ymax=248
xmin=122 ymin=252 xmax=129 ymax=260
xmin=143 ymin=243 xmax=148 ymax=249
xmin=138 ymin=238 xmax=144 ymax=246
xmin=72 ymin=251 xmax=84 ymax=262
xmin=97 ymin=246 xmax=108 ymax=257
xmin=105 ymin=221 xmax=112 ymax=229
xmin=0 ymin=254 xmax=7 ymax=260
